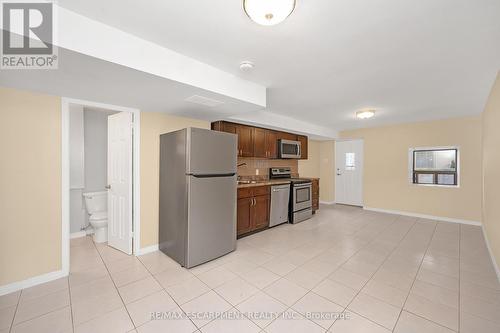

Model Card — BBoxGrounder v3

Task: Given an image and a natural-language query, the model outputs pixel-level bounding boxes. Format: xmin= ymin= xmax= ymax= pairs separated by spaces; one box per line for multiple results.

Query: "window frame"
xmin=409 ymin=147 xmax=460 ymax=187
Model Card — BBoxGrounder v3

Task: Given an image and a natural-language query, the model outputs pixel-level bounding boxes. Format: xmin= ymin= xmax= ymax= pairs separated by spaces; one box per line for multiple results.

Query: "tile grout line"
xmin=391 ymin=220 xmax=440 ymax=332
xmin=67 ymin=277 xmax=75 ymax=333
xmin=91 ymin=240 xmax=136 ymax=331
xmin=8 ymin=289 xmax=22 ymax=333
xmin=7 ymin=284 xmax=71 ymax=329
xmin=330 ymin=215 xmax=418 ymax=332
xmin=137 ymin=253 xmax=204 ymax=331
xmin=263 ymin=214 xmax=408 ymax=332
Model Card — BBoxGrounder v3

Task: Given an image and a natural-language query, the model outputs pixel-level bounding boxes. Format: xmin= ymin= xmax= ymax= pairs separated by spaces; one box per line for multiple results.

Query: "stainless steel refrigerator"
xmin=159 ymin=127 xmax=237 ymax=268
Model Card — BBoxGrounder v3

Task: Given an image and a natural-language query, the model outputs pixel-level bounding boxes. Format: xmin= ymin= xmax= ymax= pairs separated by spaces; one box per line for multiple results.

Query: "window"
xmin=345 ymin=153 xmax=356 ymax=170
xmin=411 ymin=148 xmax=458 ymax=186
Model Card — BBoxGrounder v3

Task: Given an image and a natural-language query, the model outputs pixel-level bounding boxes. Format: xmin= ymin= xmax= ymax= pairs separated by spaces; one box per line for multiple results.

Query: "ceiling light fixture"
xmin=239 ymin=61 xmax=255 ymax=71
xmin=243 ymin=0 xmax=296 ymax=26
xmin=356 ymin=109 xmax=376 ymax=119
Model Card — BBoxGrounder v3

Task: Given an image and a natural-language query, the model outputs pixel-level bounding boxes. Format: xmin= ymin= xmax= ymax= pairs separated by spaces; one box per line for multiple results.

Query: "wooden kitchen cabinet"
xmin=211 ymin=121 xmax=254 ymax=157
xmin=265 ymin=130 xmax=278 ymax=159
xmin=212 ymin=120 xmax=307 ymax=160
xmin=253 ymin=127 xmax=267 ymax=158
xmin=312 ymin=178 xmax=320 ymax=213
xmin=237 ymin=185 xmax=270 ymax=237
xmin=252 ymin=195 xmax=270 ymax=230
xmin=237 ymin=197 xmax=253 ymax=235
xmin=277 ymin=132 xmax=297 ymax=141
xmin=297 ymin=135 xmax=308 ymax=160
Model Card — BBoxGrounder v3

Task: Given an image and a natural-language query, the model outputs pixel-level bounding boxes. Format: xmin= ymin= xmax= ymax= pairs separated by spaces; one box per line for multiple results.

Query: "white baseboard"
xmin=0 ymin=269 xmax=67 ymax=296
xmin=70 ymin=231 xmax=87 ymax=239
xmin=319 ymin=201 xmax=336 ymax=205
xmin=363 ymin=206 xmax=481 ymax=226
xmin=136 ymin=244 xmax=159 ymax=256
xmin=481 ymin=226 xmax=500 ymax=283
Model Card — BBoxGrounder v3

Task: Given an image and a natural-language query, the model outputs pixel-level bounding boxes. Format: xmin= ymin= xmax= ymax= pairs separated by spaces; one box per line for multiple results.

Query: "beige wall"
xmin=140 ymin=112 xmax=210 ymax=248
xmin=298 ymin=140 xmax=320 ymax=178
xmin=0 ymin=87 xmax=62 ymax=286
xmin=298 ymin=140 xmax=335 ymax=202
xmin=319 ymin=141 xmax=335 ymax=203
xmin=482 ymin=73 xmax=500 ymax=269
xmin=340 ymin=116 xmax=482 ymax=222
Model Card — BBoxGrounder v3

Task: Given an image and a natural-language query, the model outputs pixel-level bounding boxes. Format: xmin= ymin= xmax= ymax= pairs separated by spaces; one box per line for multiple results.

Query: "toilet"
xmin=82 ymin=191 xmax=108 ymax=243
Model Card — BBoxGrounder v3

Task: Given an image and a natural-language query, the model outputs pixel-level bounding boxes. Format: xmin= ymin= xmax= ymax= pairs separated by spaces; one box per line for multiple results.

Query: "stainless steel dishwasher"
xmin=270 ymin=184 xmax=290 ymax=227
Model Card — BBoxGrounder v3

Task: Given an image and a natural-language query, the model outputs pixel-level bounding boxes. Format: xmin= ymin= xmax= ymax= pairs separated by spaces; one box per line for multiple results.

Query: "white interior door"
xmin=107 ymin=112 xmax=133 ymax=254
xmin=335 ymin=139 xmax=364 ymax=206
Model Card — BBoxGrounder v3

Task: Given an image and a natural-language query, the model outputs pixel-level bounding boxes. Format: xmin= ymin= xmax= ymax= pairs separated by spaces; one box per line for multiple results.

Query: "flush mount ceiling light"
xmin=243 ymin=0 xmax=296 ymax=26
xmin=356 ymin=109 xmax=376 ymax=119
xmin=239 ymin=61 xmax=254 ymax=71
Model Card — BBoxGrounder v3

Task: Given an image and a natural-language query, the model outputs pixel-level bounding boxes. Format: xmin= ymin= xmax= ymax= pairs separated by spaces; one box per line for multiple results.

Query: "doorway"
xmin=61 ymin=98 xmax=140 ymax=276
xmin=335 ymin=139 xmax=364 ymax=206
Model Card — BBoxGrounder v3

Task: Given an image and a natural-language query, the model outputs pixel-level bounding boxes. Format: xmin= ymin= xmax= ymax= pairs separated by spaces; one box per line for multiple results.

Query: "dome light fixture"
xmin=239 ymin=61 xmax=255 ymax=71
xmin=243 ymin=0 xmax=296 ymax=26
xmin=356 ymin=109 xmax=376 ymax=119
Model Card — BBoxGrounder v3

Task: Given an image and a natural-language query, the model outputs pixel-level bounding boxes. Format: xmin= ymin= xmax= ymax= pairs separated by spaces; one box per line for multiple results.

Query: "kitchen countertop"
xmin=237 ymin=179 xmax=291 ymax=188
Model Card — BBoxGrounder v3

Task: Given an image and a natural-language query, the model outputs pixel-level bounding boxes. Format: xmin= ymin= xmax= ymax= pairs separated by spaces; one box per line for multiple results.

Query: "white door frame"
xmin=61 ymin=98 xmax=141 ymax=276
xmin=335 ymin=138 xmax=364 ymax=207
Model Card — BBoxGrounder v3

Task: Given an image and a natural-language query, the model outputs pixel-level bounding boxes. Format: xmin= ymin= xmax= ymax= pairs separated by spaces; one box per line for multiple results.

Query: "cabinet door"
xmin=223 ymin=122 xmax=238 ymax=135
xmin=237 ymin=125 xmax=254 ymax=157
xmin=312 ymin=178 xmax=319 ymax=212
xmin=252 ymin=195 xmax=270 ymax=230
xmin=237 ymin=197 xmax=253 ymax=236
xmin=265 ymin=130 xmax=278 ymax=159
xmin=297 ymin=135 xmax=308 ymax=159
xmin=253 ymin=127 xmax=267 ymax=158
xmin=278 ymin=132 xmax=297 ymax=141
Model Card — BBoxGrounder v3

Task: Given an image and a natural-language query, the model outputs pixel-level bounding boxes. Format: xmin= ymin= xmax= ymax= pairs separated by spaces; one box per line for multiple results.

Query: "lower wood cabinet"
xmin=312 ymin=178 xmax=319 ymax=213
xmin=237 ymin=186 xmax=270 ymax=237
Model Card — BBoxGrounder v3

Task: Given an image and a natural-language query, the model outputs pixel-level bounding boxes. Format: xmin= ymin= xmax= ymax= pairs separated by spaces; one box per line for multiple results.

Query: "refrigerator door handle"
xmin=189 ymin=173 xmax=236 ymax=178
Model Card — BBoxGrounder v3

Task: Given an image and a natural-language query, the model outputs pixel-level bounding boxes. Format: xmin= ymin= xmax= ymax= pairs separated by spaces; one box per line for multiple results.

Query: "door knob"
xmin=105 ymin=185 xmax=111 ymax=189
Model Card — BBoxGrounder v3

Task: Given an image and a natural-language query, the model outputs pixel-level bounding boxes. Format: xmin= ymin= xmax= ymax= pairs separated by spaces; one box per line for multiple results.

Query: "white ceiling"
xmin=56 ymin=0 xmax=500 ymax=131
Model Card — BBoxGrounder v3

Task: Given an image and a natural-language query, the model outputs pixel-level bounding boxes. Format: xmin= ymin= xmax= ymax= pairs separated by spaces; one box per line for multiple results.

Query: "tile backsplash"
xmin=237 ymin=157 xmax=298 ymax=180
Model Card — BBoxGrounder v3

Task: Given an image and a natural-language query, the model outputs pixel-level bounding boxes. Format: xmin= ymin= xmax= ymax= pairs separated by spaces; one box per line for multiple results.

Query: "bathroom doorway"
xmin=62 ymin=98 xmax=140 ymax=276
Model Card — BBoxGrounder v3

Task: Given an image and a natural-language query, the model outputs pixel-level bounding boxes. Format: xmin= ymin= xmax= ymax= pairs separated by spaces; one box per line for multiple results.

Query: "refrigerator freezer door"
xmin=186 ymin=174 xmax=237 ymax=268
xmin=187 ymin=128 xmax=237 ymax=175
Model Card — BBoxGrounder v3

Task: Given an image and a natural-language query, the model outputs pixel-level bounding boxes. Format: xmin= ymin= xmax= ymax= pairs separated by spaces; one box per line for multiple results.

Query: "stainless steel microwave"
xmin=278 ymin=139 xmax=301 ymax=159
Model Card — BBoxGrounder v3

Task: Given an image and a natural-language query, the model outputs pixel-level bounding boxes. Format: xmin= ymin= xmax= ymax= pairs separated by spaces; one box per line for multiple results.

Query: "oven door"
xmin=292 ymin=183 xmax=312 ymax=211
xmin=279 ymin=140 xmax=301 ymax=159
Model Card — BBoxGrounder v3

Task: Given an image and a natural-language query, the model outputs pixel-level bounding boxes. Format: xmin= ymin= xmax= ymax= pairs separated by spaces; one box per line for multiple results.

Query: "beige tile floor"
xmin=2 ymin=204 xmax=500 ymax=333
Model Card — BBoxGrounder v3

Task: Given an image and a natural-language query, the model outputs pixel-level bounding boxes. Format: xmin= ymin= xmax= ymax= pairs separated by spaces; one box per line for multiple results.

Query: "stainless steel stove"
xmin=269 ymin=168 xmax=313 ymax=224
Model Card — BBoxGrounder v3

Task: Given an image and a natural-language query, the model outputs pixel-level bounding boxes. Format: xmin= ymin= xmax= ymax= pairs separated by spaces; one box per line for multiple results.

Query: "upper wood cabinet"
xmin=212 ymin=121 xmax=253 ymax=157
xmin=211 ymin=121 xmax=308 ymax=160
xmin=265 ymin=130 xmax=279 ymax=159
xmin=253 ymin=127 xmax=267 ymax=158
xmin=277 ymin=132 xmax=297 ymax=141
xmin=237 ymin=125 xmax=254 ymax=157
